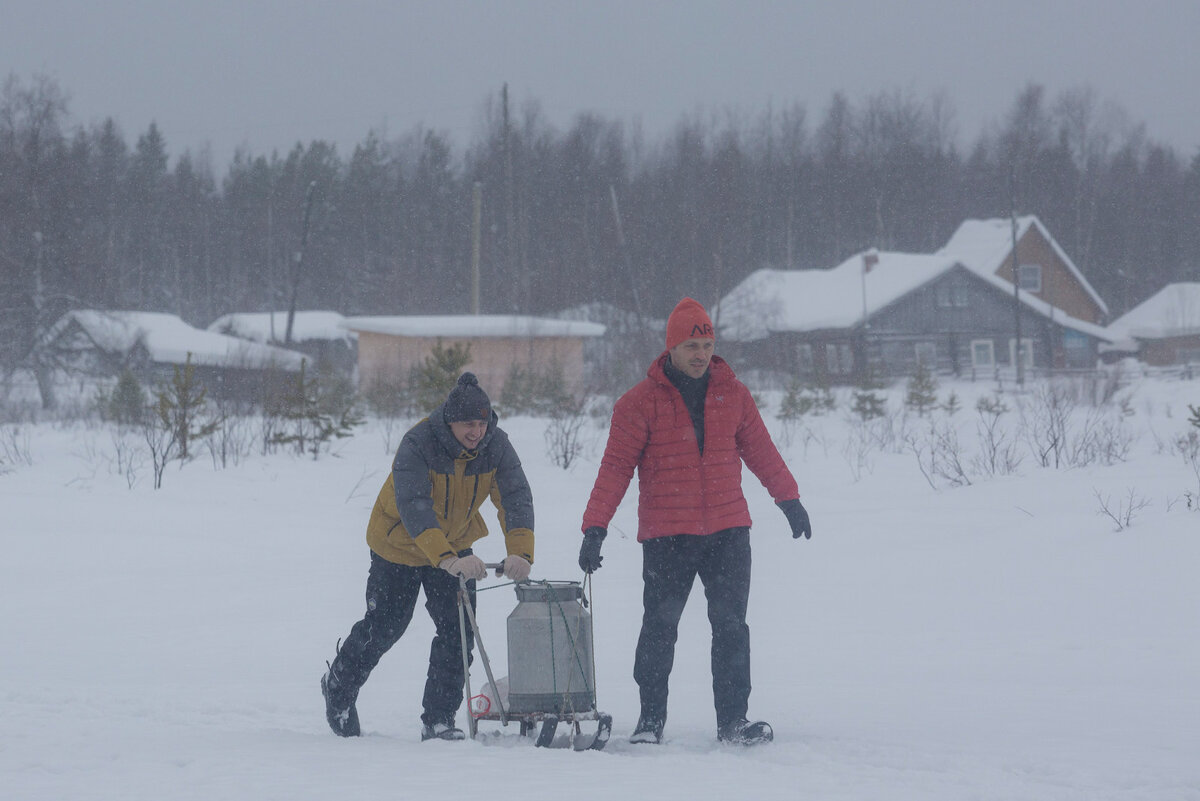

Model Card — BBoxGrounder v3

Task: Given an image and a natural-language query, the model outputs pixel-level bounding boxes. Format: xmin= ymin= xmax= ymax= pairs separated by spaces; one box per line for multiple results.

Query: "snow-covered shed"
xmin=1103 ymin=282 xmax=1200 ymax=367
xmin=344 ymin=314 xmax=606 ymax=398
xmin=207 ymin=311 xmax=357 ymax=376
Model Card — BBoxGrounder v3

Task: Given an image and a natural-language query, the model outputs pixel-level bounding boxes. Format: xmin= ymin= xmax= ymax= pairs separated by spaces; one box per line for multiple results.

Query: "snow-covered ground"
xmin=2 ymin=375 xmax=1198 ymax=800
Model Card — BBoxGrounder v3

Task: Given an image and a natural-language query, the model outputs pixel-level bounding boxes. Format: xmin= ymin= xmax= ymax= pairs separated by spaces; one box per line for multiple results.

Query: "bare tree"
xmin=0 ymin=74 xmax=73 ymax=410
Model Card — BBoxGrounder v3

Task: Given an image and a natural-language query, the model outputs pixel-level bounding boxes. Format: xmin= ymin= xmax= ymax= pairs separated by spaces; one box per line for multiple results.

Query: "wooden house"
xmin=44 ymin=310 xmax=307 ymax=399
xmin=716 ymin=216 xmax=1113 ymax=384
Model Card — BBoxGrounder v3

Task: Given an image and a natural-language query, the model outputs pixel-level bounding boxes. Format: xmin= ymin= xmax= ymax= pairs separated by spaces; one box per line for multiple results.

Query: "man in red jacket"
xmin=578 ymin=297 xmax=812 ymax=746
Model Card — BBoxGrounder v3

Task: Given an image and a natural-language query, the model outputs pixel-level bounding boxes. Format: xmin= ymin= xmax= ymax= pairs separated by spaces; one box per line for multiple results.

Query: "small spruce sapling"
xmin=905 ymin=361 xmax=939 ymax=417
xmin=411 ymin=340 xmax=472 ymax=413
xmin=155 ymin=353 xmax=219 ymax=461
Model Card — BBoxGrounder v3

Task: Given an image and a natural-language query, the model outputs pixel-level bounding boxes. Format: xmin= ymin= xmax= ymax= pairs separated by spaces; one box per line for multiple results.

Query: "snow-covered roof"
xmin=207 ymin=311 xmax=356 ymax=344
xmin=48 ymin=311 xmax=308 ymax=370
xmin=938 ymin=215 xmax=1109 ymax=316
xmin=1106 ymin=282 xmax=1200 ymax=340
xmin=717 ymin=252 xmax=956 ymax=341
xmin=344 ymin=314 xmax=606 ymax=339
xmin=717 ymin=248 xmax=1113 ymax=343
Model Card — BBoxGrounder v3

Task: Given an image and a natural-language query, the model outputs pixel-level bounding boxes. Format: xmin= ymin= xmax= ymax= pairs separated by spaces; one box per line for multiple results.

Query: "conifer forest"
xmin=2 ymin=74 xmax=1198 ymax=374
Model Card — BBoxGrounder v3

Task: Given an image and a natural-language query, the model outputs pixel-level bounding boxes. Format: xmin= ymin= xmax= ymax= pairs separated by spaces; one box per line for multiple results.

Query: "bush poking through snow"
xmin=1093 ymin=487 xmax=1152 ymax=531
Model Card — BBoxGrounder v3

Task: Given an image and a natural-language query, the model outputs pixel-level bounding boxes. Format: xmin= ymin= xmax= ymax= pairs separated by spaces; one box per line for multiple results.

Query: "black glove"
xmin=777 ymin=499 xmax=812 ymax=540
xmin=578 ymin=526 xmax=607 ymax=573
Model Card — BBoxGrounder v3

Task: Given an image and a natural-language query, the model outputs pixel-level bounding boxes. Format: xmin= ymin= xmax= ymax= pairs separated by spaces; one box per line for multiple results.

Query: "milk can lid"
xmin=513 ymin=581 xmax=584 ymax=603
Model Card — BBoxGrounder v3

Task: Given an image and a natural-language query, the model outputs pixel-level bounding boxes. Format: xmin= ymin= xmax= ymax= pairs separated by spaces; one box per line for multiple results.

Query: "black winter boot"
xmin=629 ymin=716 xmax=664 ymax=745
xmin=321 ymin=649 xmax=361 ymax=737
xmin=420 ymin=720 xmax=465 ymax=741
xmin=717 ymin=717 xmax=773 ymax=745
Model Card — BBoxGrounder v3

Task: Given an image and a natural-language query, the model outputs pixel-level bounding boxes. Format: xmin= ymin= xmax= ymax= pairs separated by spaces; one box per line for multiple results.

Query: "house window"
xmin=1009 ymin=338 xmax=1034 ymax=368
xmin=796 ymin=343 xmax=814 ymax=373
xmin=915 ymin=342 xmax=937 ymax=367
xmin=1018 ymin=264 xmax=1042 ymax=293
xmin=935 ymin=283 xmax=951 ymax=307
xmin=826 ymin=342 xmax=853 ymax=375
xmin=971 ymin=340 xmax=994 ymax=368
xmin=936 ymin=280 xmax=969 ymax=308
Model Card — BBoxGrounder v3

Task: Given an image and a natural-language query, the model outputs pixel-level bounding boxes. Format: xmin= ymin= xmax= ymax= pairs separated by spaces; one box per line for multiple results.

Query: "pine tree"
xmin=411 ymin=340 xmax=472 ymax=413
xmin=105 ymin=369 xmax=147 ymax=425
xmin=155 ymin=353 xmax=218 ymax=461
xmin=778 ymin=378 xmax=836 ymax=420
xmin=905 ymin=361 xmax=939 ymax=417
xmin=270 ymin=360 xmax=364 ymax=459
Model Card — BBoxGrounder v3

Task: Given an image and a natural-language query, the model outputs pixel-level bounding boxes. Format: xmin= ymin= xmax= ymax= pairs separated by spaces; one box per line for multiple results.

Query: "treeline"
xmin=2 ymin=75 xmax=1199 ymax=373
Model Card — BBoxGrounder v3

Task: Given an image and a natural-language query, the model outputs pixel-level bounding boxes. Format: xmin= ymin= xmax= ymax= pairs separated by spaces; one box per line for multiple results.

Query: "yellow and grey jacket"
xmin=365 ymin=405 xmax=534 ymax=567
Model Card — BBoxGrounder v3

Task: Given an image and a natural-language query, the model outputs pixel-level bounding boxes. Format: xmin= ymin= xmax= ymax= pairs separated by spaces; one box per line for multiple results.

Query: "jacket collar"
xmin=649 ymin=351 xmax=733 ymax=387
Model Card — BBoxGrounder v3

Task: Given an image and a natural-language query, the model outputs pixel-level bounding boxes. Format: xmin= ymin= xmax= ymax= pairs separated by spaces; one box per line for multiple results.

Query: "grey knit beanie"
xmin=443 ymin=372 xmax=491 ymax=423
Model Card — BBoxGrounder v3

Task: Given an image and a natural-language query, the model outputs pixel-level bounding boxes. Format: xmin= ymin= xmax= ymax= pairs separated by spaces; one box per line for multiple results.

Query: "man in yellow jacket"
xmin=322 ymin=373 xmax=535 ymax=740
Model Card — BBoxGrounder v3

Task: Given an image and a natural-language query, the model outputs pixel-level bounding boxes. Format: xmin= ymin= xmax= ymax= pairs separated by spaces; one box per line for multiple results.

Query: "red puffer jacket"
xmin=582 ymin=353 xmax=799 ymax=541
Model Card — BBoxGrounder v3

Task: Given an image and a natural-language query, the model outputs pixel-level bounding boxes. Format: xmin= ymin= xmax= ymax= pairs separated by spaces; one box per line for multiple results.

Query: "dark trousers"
xmin=633 ymin=528 xmax=752 ymax=729
xmin=330 ymin=551 xmax=475 ymax=727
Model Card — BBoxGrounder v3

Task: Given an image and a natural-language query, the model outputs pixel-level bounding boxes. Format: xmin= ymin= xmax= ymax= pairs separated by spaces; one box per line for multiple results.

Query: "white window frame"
xmin=970 ymin=339 xmax=994 ymax=368
xmin=839 ymin=343 xmax=854 ymax=375
xmin=1009 ymin=338 xmax=1034 ymax=368
xmin=825 ymin=343 xmax=840 ymax=374
xmin=1017 ymin=264 xmax=1042 ymax=293
xmin=826 ymin=342 xmax=853 ymax=375
xmin=935 ymin=282 xmax=952 ymax=307
xmin=937 ymin=280 xmax=969 ymax=308
xmin=914 ymin=342 xmax=937 ymax=367
xmin=796 ymin=343 xmax=814 ymax=373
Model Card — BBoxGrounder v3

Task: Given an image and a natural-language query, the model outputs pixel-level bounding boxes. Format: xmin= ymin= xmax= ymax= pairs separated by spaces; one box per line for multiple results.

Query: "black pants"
xmin=633 ymin=528 xmax=752 ymax=729
xmin=331 ymin=551 xmax=475 ymax=727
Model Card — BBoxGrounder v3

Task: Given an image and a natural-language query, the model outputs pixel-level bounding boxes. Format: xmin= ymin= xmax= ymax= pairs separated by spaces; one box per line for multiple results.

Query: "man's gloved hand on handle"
xmin=439 ymin=554 xmax=488 ymax=581
xmin=578 ymin=526 xmax=606 ymax=573
xmin=498 ymin=554 xmax=531 ymax=582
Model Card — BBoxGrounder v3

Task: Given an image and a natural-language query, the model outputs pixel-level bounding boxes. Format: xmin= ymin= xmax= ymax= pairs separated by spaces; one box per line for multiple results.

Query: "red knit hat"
xmin=665 ymin=297 xmax=715 ymax=351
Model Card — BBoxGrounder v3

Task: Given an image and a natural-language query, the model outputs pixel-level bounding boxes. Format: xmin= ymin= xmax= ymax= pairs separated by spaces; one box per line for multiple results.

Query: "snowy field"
xmin=2 ymin=374 xmax=1198 ymax=801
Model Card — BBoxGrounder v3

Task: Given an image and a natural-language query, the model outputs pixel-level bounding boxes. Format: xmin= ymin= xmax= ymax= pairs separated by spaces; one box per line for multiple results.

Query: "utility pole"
xmin=285 ymin=181 xmax=317 ymax=346
xmin=860 ymin=249 xmax=878 ymax=384
xmin=471 ymin=182 xmax=482 ymax=314
xmin=502 ymin=84 xmax=520 ymax=312
xmin=1009 ymin=167 xmax=1025 ymax=387
xmin=610 ymin=184 xmax=649 ymax=355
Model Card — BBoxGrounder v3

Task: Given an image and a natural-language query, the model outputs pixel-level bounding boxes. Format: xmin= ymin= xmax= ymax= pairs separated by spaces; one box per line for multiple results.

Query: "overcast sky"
xmin=4 ymin=0 xmax=1198 ymax=170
